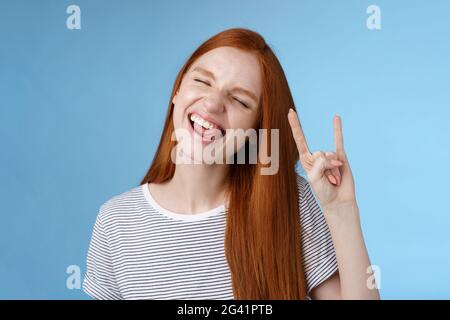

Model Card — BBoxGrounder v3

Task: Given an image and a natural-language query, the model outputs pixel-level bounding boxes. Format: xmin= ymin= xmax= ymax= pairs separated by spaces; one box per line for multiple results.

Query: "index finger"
xmin=288 ymin=108 xmax=311 ymax=157
xmin=334 ymin=114 xmax=345 ymax=160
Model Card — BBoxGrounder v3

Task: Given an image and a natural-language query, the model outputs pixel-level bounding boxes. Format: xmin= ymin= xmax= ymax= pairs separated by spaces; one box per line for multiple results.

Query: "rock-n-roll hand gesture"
xmin=288 ymin=108 xmax=381 ymax=300
xmin=287 ymin=108 xmax=357 ymax=211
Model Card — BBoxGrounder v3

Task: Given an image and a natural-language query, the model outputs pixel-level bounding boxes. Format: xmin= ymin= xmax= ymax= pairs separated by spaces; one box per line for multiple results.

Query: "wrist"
xmin=322 ymin=201 xmax=361 ymax=225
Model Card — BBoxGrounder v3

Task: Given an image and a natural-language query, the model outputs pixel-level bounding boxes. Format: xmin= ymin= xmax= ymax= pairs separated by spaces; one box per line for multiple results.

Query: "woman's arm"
xmin=288 ymin=109 xmax=380 ymax=300
xmin=311 ymin=202 xmax=380 ymax=300
xmin=323 ymin=201 xmax=380 ymax=299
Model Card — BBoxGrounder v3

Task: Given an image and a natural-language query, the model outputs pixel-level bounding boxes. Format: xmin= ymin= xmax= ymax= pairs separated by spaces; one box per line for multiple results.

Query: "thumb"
xmin=309 ymin=152 xmax=343 ymax=182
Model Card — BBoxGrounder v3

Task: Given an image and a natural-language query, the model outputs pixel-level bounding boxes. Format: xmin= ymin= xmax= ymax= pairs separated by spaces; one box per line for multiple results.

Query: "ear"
xmin=172 ymin=90 xmax=179 ymax=105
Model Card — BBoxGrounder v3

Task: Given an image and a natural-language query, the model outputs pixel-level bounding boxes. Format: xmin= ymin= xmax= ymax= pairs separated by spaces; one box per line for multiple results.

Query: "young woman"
xmin=83 ymin=28 xmax=380 ymax=300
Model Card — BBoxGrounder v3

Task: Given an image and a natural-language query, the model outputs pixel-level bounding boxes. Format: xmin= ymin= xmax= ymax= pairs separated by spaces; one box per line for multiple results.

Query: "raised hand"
xmin=287 ymin=108 xmax=356 ymax=210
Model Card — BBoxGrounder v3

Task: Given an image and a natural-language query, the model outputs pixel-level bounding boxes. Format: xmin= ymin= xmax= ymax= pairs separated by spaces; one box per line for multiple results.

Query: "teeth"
xmin=190 ymin=114 xmax=215 ymax=130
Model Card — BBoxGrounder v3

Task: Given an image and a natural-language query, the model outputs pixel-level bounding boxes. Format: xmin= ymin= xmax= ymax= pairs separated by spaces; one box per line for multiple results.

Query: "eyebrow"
xmin=191 ymin=66 xmax=259 ymax=103
xmin=192 ymin=66 xmax=215 ymax=81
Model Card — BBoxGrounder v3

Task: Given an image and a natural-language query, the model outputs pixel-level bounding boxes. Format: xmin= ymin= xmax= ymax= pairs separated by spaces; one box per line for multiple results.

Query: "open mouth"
xmin=188 ymin=112 xmax=226 ymax=141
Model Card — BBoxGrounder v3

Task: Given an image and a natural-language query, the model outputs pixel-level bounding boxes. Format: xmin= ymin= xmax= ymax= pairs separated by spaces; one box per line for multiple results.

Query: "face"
xmin=172 ymin=46 xmax=262 ymax=164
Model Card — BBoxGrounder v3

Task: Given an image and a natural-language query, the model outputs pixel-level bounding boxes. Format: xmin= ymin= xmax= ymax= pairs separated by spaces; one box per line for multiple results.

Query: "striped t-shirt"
xmin=82 ymin=175 xmax=338 ymax=300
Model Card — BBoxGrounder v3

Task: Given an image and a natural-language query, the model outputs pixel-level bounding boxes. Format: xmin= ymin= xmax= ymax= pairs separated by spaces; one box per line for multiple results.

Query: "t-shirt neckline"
xmin=141 ymin=183 xmax=226 ymax=222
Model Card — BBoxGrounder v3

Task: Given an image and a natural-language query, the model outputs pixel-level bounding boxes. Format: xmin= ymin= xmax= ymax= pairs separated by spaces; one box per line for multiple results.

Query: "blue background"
xmin=1 ymin=0 xmax=449 ymax=299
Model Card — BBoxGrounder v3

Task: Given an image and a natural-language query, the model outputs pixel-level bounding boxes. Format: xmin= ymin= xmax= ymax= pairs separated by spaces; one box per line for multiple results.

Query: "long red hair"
xmin=140 ymin=28 xmax=306 ymax=299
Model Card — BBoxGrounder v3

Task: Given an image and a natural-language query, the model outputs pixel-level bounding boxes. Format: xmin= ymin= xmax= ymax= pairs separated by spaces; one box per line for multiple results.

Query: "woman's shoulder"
xmin=295 ymin=173 xmax=324 ymax=220
xmin=296 ymin=173 xmax=313 ymax=200
xmin=97 ymin=184 xmax=146 ymax=222
xmin=296 ymin=173 xmax=308 ymax=189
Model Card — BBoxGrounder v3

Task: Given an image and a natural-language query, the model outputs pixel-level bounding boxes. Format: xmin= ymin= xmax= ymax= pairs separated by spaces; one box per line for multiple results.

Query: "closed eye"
xmin=233 ymin=97 xmax=249 ymax=109
xmin=194 ymin=78 xmax=211 ymax=86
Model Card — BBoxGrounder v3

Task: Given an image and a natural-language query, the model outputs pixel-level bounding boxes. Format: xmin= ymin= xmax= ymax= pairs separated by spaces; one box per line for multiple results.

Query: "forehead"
xmin=189 ymin=47 xmax=262 ymax=95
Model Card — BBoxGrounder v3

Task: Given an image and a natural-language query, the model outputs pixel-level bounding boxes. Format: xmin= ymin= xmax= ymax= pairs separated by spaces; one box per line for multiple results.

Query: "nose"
xmin=202 ymin=92 xmax=225 ymax=114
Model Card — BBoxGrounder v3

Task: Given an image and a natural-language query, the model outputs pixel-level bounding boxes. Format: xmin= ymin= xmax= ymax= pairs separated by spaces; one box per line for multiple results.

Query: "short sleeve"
xmin=297 ymin=175 xmax=339 ymax=296
xmin=82 ymin=207 xmax=122 ymax=300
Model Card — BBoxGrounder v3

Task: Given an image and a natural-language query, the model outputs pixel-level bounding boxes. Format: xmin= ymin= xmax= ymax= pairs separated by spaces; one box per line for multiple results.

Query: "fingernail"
xmin=327 ymin=175 xmax=337 ymax=185
xmin=331 ymin=159 xmax=343 ymax=166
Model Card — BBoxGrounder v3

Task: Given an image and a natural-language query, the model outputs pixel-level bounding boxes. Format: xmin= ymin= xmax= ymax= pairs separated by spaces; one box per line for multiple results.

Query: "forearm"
xmin=323 ymin=202 xmax=380 ymax=300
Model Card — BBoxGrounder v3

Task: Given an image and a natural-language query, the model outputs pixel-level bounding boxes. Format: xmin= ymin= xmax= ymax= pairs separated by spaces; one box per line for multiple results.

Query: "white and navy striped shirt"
xmin=82 ymin=175 xmax=338 ymax=300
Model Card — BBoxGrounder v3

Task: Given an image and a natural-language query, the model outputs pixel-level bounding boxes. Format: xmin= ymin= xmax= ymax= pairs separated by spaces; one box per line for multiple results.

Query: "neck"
xmin=167 ymin=162 xmax=229 ymax=213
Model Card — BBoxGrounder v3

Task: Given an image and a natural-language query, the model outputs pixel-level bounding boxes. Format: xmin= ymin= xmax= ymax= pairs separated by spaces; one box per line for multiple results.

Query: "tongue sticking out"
xmin=193 ymin=122 xmax=223 ymax=142
xmin=203 ymin=127 xmax=223 ymax=141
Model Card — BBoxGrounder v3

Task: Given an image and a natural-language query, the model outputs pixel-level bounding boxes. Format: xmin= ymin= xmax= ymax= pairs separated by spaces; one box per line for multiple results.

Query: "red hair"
xmin=140 ymin=28 xmax=306 ymax=299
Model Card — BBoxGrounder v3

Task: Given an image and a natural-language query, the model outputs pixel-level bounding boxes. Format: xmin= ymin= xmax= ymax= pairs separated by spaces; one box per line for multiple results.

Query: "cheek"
xmin=172 ymin=86 xmax=205 ymax=129
xmin=171 ymin=106 xmax=183 ymax=130
xmin=174 ymin=85 xmax=204 ymax=109
xmin=228 ymin=110 xmax=259 ymax=130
